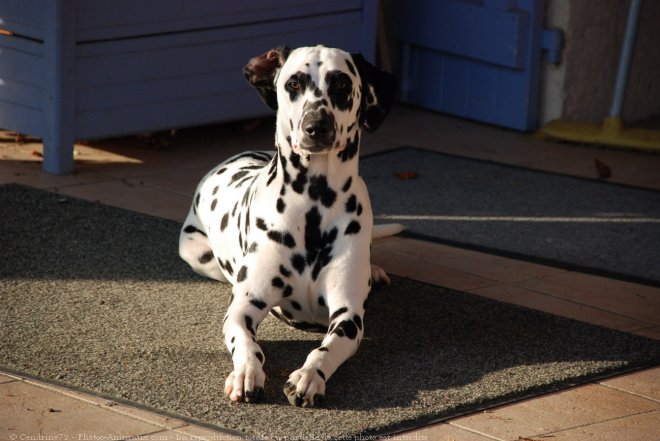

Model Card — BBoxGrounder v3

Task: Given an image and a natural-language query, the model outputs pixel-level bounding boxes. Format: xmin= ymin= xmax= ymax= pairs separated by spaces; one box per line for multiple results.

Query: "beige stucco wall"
xmin=543 ymin=0 xmax=660 ymax=125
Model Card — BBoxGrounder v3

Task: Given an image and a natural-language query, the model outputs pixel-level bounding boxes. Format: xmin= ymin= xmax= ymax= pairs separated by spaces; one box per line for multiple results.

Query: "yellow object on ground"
xmin=540 ymin=117 xmax=660 ymax=152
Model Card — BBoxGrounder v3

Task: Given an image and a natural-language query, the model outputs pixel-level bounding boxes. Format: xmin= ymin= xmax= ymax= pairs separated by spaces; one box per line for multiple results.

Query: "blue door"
xmin=397 ymin=0 xmax=561 ymax=131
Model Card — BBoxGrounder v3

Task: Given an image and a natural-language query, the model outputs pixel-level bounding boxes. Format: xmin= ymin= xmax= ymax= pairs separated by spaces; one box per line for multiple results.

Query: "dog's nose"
xmin=303 ymin=118 xmax=332 ymax=139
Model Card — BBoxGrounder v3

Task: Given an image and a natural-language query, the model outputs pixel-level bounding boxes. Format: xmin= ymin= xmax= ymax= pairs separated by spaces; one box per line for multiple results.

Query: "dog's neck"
xmin=272 ymin=117 xmax=361 ymax=195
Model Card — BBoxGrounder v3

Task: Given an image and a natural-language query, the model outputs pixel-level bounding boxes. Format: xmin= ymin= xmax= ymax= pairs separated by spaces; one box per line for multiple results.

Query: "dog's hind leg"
xmin=179 ymin=210 xmax=227 ymax=282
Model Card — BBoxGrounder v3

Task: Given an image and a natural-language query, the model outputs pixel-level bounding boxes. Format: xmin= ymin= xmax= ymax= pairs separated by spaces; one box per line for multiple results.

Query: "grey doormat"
xmin=1 ymin=183 xmax=659 ymax=440
xmin=362 ymin=147 xmax=660 ymax=287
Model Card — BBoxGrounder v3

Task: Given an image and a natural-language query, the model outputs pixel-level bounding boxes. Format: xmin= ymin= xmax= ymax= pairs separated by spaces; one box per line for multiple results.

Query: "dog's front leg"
xmin=222 ymin=287 xmax=271 ymax=403
xmin=284 ymin=301 xmax=365 ymax=407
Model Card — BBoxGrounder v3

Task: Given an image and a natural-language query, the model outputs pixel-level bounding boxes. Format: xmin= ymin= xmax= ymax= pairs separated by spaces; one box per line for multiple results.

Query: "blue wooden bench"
xmin=0 ymin=0 xmax=377 ymax=174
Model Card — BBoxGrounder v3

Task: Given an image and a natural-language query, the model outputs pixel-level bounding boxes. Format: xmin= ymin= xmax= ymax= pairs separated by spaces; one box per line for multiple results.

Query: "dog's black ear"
xmin=243 ymin=46 xmax=291 ymax=111
xmin=351 ymin=53 xmax=396 ymax=132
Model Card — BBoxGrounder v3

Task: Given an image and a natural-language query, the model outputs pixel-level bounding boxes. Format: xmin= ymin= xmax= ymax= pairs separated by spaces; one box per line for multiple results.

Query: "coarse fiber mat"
xmin=1 ymin=183 xmax=659 ymax=440
xmin=362 ymin=147 xmax=660 ymax=287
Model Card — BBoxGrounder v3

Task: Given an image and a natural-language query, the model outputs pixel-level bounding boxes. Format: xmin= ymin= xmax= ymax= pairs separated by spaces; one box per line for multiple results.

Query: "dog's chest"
xmin=196 ymin=152 xmax=368 ymax=325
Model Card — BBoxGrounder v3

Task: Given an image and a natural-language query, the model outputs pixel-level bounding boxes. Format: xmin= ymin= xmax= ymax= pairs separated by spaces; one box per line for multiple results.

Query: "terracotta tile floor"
xmin=1 ymin=106 xmax=659 ymax=440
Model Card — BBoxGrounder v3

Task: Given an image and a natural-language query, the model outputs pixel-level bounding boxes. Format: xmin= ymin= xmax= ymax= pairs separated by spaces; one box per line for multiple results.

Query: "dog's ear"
xmin=351 ymin=53 xmax=396 ymax=132
xmin=243 ymin=46 xmax=291 ymax=111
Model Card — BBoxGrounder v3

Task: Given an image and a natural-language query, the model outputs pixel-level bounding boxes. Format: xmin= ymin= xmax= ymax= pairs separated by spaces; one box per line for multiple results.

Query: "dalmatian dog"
xmin=179 ymin=45 xmax=398 ymax=407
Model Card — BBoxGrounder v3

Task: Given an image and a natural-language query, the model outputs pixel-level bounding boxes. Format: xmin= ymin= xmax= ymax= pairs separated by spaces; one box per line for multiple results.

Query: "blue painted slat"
xmin=0 ymin=0 xmax=45 ymax=39
xmin=0 ymin=39 xmax=43 ymax=85
xmin=0 ymin=78 xmax=43 ymax=111
xmin=75 ymin=12 xmax=363 ymax=88
xmin=0 ymin=100 xmax=43 ymax=136
xmin=76 ymin=0 xmax=361 ymax=41
xmin=397 ymin=0 xmax=527 ymax=69
xmin=76 ymin=90 xmax=263 ymax=139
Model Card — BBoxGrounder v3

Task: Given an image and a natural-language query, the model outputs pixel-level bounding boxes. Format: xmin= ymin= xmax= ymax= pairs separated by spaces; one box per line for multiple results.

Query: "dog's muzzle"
xmin=299 ymin=109 xmax=337 ymax=153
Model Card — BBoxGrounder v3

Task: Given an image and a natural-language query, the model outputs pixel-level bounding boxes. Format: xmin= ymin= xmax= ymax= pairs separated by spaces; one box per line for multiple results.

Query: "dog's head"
xmin=244 ymin=45 xmax=395 ymax=156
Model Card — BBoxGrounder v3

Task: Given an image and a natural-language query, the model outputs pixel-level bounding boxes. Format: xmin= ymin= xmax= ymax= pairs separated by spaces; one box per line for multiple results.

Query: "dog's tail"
xmin=372 ymin=223 xmax=405 ymax=240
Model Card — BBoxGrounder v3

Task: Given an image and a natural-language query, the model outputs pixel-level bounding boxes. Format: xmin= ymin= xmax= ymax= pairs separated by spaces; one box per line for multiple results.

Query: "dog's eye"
xmin=287 ymin=81 xmax=300 ymax=90
xmin=337 ymin=81 xmax=348 ymax=90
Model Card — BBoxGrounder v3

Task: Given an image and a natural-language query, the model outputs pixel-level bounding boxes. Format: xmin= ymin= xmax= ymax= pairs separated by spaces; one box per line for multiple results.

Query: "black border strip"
xmin=363 ymin=146 xmax=660 ymax=288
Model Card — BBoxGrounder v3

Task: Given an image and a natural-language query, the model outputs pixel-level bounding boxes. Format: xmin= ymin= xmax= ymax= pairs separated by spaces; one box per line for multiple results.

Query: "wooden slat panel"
xmin=397 ymin=0 xmax=527 ymax=68
xmin=0 ymin=39 xmax=44 ymax=90
xmin=0 ymin=99 xmax=43 ymax=136
xmin=75 ymin=12 xmax=362 ymax=88
xmin=76 ymin=89 xmax=265 ymax=139
xmin=0 ymin=78 xmax=43 ymax=111
xmin=76 ymin=0 xmax=361 ymax=41
xmin=0 ymin=0 xmax=46 ymax=39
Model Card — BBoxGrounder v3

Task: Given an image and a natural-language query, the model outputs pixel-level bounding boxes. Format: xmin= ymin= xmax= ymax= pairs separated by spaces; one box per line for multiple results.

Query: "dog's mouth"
xmin=294 ymin=142 xmax=339 ymax=155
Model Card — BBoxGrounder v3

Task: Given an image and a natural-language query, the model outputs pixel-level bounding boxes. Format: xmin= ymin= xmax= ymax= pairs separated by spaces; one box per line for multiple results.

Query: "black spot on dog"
xmin=230 ymin=170 xmax=250 ymax=185
xmin=195 ymin=193 xmax=200 ymax=207
xmin=357 ymin=203 xmax=363 ymax=216
xmin=216 ymin=167 xmax=227 ymax=175
xmin=345 ymin=194 xmax=357 ymax=212
xmin=316 ymin=369 xmax=326 ymax=380
xmin=292 ymin=171 xmax=307 ymax=194
xmin=325 ymin=70 xmax=353 ymax=111
xmin=279 ymin=265 xmax=292 ymax=278
xmin=282 ymin=285 xmax=293 ymax=297
xmin=220 ymin=213 xmax=229 ymax=231
xmin=271 ymin=277 xmax=285 ymax=288
xmin=219 ymin=259 xmax=234 ymax=276
xmin=248 ymin=242 xmax=258 ymax=253
xmin=289 ymin=152 xmax=303 ymax=169
xmin=267 ymin=230 xmax=296 ymax=248
xmin=318 ymin=346 xmax=328 ymax=352
xmin=330 ymin=307 xmax=348 ymax=321
xmin=291 ymin=253 xmax=306 ymax=274
xmin=210 ymin=199 xmax=217 ymax=211
xmin=337 ymin=132 xmax=360 ymax=162
xmin=308 ymin=175 xmax=336 ymax=208
xmin=344 ymin=220 xmax=361 ymax=235
xmin=342 ymin=176 xmax=352 ymax=192
xmin=276 ymin=198 xmax=286 ymax=213
xmin=318 ymin=296 xmax=326 ymax=308
xmin=256 ymin=218 xmax=268 ymax=231
xmin=304 ymin=206 xmax=337 ymax=280
xmin=250 ymin=298 xmax=267 ymax=310
xmin=291 ymin=301 xmax=302 ymax=311
xmin=266 ymin=158 xmax=278 ymax=187
xmin=237 ymin=265 xmax=248 ymax=282
xmin=332 ymin=319 xmax=358 ymax=339
xmin=245 ymin=315 xmax=256 ymax=336
xmin=345 ymin=58 xmax=356 ymax=76
xmin=198 ymin=251 xmax=214 ymax=264
xmin=212 ymin=186 xmax=219 ymax=195
xmin=255 ymin=351 xmax=264 ymax=364
xmin=183 ymin=225 xmax=207 ymax=236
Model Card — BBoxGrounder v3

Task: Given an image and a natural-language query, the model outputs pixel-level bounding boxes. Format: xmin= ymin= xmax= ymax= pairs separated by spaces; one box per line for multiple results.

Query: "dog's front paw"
xmin=284 ymin=368 xmax=326 ymax=407
xmin=224 ymin=358 xmax=266 ymax=403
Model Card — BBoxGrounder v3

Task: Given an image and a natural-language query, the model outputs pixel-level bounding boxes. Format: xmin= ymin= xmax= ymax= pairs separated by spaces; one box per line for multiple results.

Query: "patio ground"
xmin=1 ymin=105 xmax=659 ymax=440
